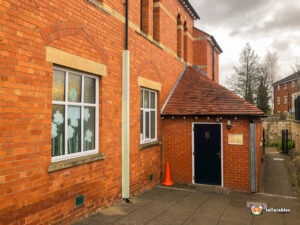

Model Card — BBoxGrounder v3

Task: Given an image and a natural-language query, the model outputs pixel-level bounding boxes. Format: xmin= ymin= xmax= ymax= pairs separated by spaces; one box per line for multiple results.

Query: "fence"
xmin=281 ymin=129 xmax=289 ymax=154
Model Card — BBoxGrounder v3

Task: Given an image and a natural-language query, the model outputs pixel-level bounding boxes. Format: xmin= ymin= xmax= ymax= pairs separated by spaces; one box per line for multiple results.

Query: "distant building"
xmin=273 ymin=71 xmax=300 ymax=114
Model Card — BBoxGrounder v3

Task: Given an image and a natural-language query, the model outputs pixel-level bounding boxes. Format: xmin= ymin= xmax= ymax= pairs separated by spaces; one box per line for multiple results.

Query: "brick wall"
xmin=273 ymin=80 xmax=300 ymax=114
xmin=263 ymin=119 xmax=300 ymax=153
xmin=214 ymin=49 xmax=219 ymax=83
xmin=262 ymin=120 xmax=292 ymax=144
xmin=162 ymin=117 xmax=262 ymax=192
xmin=192 ymin=28 xmax=220 ymax=83
xmin=291 ymin=120 xmax=300 ymax=153
xmin=0 ymin=0 xmax=200 ymax=224
xmin=193 ymin=28 xmax=207 ymax=72
xmin=206 ymin=42 xmax=213 ymax=79
xmin=156 ymin=0 xmax=194 ymax=62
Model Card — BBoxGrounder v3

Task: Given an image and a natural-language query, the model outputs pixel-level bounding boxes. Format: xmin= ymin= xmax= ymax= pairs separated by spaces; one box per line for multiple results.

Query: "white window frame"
xmin=52 ymin=66 xmax=99 ymax=162
xmin=284 ymin=83 xmax=287 ymax=89
xmin=277 ymin=97 xmax=280 ymax=105
xmin=277 ymin=85 xmax=280 ymax=90
xmin=140 ymin=88 xmax=157 ymax=144
xmin=284 ymin=96 xmax=287 ymax=104
xmin=292 ymin=81 xmax=295 ymax=88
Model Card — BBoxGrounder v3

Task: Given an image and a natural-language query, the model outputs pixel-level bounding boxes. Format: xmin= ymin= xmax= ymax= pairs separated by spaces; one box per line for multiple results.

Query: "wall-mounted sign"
xmin=204 ymin=131 xmax=210 ymax=139
xmin=228 ymin=134 xmax=243 ymax=145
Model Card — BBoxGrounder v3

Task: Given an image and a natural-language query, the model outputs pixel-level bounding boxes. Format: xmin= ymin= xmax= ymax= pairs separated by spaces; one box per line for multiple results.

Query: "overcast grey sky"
xmin=190 ymin=0 xmax=300 ymax=87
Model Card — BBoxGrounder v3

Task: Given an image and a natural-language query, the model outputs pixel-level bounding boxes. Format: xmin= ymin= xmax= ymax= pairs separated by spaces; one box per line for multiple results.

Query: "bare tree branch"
xmin=228 ymin=43 xmax=260 ymax=104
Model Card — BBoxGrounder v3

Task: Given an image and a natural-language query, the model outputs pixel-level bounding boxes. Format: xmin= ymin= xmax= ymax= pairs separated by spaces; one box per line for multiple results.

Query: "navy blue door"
xmin=194 ymin=124 xmax=221 ymax=185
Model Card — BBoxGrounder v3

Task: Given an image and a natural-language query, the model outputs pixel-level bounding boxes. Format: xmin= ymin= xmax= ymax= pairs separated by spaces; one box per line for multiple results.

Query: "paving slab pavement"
xmin=260 ymin=147 xmax=298 ymax=197
xmin=73 ymin=185 xmax=300 ymax=225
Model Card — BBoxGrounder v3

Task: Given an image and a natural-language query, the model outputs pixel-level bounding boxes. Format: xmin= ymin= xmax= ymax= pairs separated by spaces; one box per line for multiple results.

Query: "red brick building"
xmin=273 ymin=71 xmax=300 ymax=114
xmin=0 ymin=0 xmax=263 ymax=224
xmin=162 ymin=67 xmax=263 ymax=191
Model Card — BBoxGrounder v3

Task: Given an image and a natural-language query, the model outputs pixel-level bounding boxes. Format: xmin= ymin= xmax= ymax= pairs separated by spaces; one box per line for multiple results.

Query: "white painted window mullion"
xmin=155 ymin=92 xmax=157 ymax=141
xmin=65 ymin=71 xmax=69 ymax=157
xmin=142 ymin=89 xmax=145 ymax=142
xmin=82 ymin=103 xmax=96 ymax=107
xmin=81 ymin=75 xmax=84 ymax=152
xmin=149 ymin=108 xmax=151 ymax=141
xmin=53 ymin=101 xmax=66 ymax=105
xmin=148 ymin=91 xmax=151 ymax=141
xmin=148 ymin=109 xmax=150 ymax=141
xmin=96 ymin=78 xmax=99 ymax=152
xmin=143 ymin=107 xmax=145 ymax=142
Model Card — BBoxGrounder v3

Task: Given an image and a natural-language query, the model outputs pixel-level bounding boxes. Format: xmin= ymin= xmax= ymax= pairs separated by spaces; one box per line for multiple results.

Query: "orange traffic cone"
xmin=162 ymin=162 xmax=173 ymax=186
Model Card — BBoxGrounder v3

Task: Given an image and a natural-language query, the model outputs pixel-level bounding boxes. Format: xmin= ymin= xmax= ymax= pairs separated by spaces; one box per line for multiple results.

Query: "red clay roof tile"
xmin=161 ymin=66 xmax=264 ymax=116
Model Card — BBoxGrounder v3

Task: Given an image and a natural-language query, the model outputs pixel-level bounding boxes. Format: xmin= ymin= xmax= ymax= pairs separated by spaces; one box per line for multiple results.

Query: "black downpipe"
xmin=125 ymin=0 xmax=129 ymax=50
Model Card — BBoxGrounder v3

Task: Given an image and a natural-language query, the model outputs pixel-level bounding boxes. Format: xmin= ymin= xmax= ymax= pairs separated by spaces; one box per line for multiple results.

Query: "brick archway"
xmin=40 ymin=21 xmax=108 ymax=64
xmin=136 ymin=60 xmax=161 ymax=82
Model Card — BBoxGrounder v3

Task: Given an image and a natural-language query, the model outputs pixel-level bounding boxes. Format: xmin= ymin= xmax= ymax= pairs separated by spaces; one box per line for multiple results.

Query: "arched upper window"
xmin=153 ymin=0 xmax=160 ymax=41
xmin=183 ymin=21 xmax=188 ymax=62
xmin=141 ymin=0 xmax=149 ymax=34
xmin=177 ymin=14 xmax=182 ymax=58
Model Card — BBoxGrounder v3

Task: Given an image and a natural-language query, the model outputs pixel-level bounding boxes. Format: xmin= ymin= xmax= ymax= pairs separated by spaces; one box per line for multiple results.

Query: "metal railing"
xmin=295 ymin=96 xmax=300 ymax=120
xmin=281 ymin=129 xmax=291 ymax=154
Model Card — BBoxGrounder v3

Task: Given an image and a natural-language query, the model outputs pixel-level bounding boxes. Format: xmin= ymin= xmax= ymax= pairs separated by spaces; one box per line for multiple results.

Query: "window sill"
xmin=139 ymin=141 xmax=161 ymax=150
xmin=87 ymin=0 xmax=112 ymax=15
xmin=48 ymin=153 xmax=105 ymax=172
xmin=135 ymin=30 xmax=163 ymax=50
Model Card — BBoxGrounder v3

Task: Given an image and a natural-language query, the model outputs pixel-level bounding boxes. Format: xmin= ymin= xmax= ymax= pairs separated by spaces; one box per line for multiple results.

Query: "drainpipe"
xmin=288 ymin=92 xmax=290 ymax=114
xmin=122 ymin=0 xmax=130 ymax=201
xmin=249 ymin=121 xmax=257 ymax=192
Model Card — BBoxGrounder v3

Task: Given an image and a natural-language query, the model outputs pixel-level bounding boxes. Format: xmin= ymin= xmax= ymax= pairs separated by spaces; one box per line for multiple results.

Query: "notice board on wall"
xmin=228 ymin=134 xmax=243 ymax=145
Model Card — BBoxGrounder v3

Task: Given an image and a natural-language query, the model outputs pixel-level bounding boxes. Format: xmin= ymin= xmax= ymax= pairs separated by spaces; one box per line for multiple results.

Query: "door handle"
xmin=216 ymin=152 xmax=221 ymax=159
